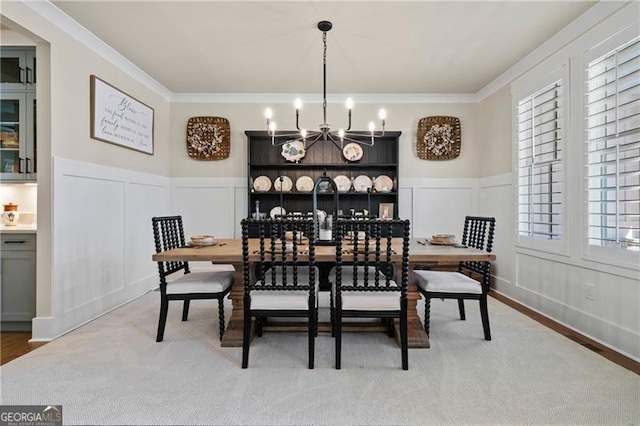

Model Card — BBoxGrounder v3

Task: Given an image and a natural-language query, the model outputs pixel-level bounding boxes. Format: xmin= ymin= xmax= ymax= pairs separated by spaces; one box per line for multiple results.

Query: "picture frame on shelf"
xmin=379 ymin=203 xmax=394 ymax=220
xmin=3 ymin=159 xmax=15 ymax=173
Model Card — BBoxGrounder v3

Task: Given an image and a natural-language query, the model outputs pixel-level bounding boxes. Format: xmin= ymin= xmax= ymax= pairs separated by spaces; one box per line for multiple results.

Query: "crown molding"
xmin=476 ymin=0 xmax=629 ymax=102
xmin=22 ymin=0 xmax=172 ymax=100
xmin=21 ymin=0 xmax=628 ymax=105
xmin=170 ymin=92 xmax=480 ymax=104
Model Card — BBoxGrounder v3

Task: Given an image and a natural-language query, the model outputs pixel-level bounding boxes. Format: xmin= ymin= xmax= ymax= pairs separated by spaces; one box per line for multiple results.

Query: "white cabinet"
xmin=0 ymin=47 xmax=36 ymax=91
xmin=1 ymin=46 xmax=37 ymax=182
xmin=0 ymin=90 xmax=37 ymax=181
xmin=0 ymin=233 xmax=36 ymax=326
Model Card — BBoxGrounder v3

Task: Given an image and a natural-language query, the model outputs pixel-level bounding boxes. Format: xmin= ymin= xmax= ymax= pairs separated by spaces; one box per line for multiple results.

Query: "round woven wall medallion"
xmin=186 ymin=117 xmax=230 ymax=160
xmin=417 ymin=116 xmax=461 ymax=160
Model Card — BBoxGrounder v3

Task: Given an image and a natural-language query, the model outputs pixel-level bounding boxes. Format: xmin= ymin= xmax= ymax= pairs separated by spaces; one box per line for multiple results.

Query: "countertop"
xmin=0 ymin=224 xmax=37 ymax=234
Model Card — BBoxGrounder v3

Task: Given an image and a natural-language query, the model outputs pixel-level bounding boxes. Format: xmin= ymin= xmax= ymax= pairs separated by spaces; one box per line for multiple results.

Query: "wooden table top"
xmin=152 ymin=238 xmax=496 ymax=264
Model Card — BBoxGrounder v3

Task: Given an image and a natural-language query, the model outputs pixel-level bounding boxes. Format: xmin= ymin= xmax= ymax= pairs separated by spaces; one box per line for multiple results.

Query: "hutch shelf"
xmin=246 ymin=130 xmax=401 ymax=222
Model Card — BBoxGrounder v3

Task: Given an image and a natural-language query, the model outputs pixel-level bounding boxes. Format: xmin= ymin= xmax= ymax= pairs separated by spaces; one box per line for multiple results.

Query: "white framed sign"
xmin=90 ymin=75 xmax=154 ymax=155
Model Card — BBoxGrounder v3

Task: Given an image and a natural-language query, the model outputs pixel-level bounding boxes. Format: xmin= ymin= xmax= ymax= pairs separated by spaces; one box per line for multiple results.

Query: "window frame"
xmin=512 ymin=63 xmax=570 ymax=256
xmin=580 ymin=26 xmax=640 ymax=269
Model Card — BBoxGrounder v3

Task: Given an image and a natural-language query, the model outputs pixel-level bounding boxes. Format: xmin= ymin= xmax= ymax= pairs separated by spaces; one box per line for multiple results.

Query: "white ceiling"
xmin=51 ymin=1 xmax=596 ymax=95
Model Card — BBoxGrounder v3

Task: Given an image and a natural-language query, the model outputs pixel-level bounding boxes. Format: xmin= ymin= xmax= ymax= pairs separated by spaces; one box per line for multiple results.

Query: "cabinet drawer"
xmin=1 ymin=234 xmax=36 ymax=251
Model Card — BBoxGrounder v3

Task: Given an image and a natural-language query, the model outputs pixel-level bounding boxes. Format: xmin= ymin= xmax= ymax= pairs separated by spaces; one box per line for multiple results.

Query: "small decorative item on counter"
xmin=186 ymin=117 xmax=231 ymax=160
xmin=417 ymin=116 xmax=461 ymax=160
xmin=2 ymin=203 xmax=19 ymax=226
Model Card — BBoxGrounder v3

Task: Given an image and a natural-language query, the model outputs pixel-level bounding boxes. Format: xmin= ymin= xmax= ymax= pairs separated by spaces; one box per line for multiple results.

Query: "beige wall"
xmin=477 ymin=86 xmax=512 ymax=177
xmin=170 ymin=101 xmax=480 ymax=178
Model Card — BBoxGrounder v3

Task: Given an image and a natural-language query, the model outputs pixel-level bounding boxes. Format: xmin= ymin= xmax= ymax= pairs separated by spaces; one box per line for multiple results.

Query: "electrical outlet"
xmin=103 ymin=269 xmax=112 ymax=284
xmin=585 ymin=283 xmax=595 ymax=301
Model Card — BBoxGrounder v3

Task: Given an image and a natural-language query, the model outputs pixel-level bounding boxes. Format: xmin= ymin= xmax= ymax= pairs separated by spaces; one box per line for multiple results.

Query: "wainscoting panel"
xmin=408 ymin=181 xmax=477 ymax=239
xmin=479 ymin=174 xmax=513 ymax=287
xmin=125 ymin=182 xmax=169 ymax=288
xmin=44 ymin=157 xmax=170 ymax=340
xmin=514 ymin=251 xmax=640 ymax=360
xmin=55 ymin=174 xmax=125 ymax=313
xmin=170 ymin=178 xmax=245 ymax=239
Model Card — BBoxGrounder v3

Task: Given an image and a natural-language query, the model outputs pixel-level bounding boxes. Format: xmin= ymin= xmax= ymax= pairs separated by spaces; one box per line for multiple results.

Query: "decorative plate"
xmin=296 ymin=176 xmax=314 ymax=193
xmin=270 ymin=206 xmax=287 ymax=218
xmin=186 ymin=117 xmax=230 ymax=160
xmin=353 ymin=175 xmax=373 ymax=193
xmin=373 ymin=175 xmax=393 ymax=193
xmin=342 ymin=142 xmax=364 ymax=162
xmin=273 ymin=176 xmax=293 ymax=192
xmin=417 ymin=116 xmax=461 ymax=160
xmin=333 ymin=175 xmax=352 ymax=193
xmin=253 ymin=175 xmax=272 ymax=192
xmin=281 ymin=141 xmax=306 ymax=162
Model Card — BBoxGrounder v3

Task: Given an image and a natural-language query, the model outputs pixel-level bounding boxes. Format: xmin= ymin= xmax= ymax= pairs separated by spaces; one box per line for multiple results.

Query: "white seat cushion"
xmin=330 ymin=266 xmax=391 ymax=286
xmin=414 ymin=270 xmax=482 ymax=294
xmin=332 ymin=278 xmax=400 ymax=311
xmin=166 ymin=270 xmax=234 ymax=294
xmin=251 ymin=267 xmax=319 ymax=311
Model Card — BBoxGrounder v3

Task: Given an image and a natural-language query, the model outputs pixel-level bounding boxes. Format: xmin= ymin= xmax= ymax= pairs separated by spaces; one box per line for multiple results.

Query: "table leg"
xmin=220 ymin=263 xmax=251 ymax=347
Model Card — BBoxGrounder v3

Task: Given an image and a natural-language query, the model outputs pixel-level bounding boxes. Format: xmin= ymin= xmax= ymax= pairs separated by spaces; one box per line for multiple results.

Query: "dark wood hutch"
xmin=246 ymin=130 xmax=401 ymax=225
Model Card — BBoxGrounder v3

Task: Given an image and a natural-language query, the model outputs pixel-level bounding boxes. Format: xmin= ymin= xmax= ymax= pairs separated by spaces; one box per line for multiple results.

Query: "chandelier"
xmin=264 ymin=20 xmax=386 ymax=149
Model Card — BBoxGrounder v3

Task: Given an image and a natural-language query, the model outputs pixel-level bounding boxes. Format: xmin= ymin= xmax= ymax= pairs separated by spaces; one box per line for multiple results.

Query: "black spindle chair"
xmin=333 ymin=218 xmax=411 ymax=370
xmin=241 ymin=217 xmax=318 ymax=369
xmin=152 ymin=216 xmax=234 ymax=342
xmin=414 ymin=216 xmax=496 ymax=340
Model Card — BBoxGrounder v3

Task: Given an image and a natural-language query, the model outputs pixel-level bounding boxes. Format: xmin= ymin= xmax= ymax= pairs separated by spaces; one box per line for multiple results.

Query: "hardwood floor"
xmin=1 ymin=297 xmax=638 ymax=374
xmin=1 ymin=332 xmax=46 ymax=365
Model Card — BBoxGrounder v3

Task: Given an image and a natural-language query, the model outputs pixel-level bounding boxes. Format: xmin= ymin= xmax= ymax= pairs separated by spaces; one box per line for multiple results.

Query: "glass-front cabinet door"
xmin=0 ymin=48 xmax=35 ymax=91
xmin=0 ymin=92 xmax=36 ymax=181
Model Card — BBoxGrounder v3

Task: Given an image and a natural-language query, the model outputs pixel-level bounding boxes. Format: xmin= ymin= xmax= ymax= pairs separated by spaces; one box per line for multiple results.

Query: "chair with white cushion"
xmin=414 ymin=216 xmax=495 ymax=340
xmin=241 ymin=217 xmax=317 ymax=369
xmin=333 ymin=218 xmax=411 ymax=370
xmin=152 ymin=216 xmax=234 ymax=342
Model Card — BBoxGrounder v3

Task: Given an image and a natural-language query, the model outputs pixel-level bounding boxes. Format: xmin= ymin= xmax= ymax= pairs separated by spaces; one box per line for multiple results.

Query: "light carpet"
xmin=1 ymin=291 xmax=638 ymax=425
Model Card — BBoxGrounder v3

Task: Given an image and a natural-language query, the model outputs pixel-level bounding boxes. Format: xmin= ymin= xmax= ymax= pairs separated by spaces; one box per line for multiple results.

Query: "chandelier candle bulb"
xmin=346 ymin=98 xmax=354 ymax=110
xmin=295 ymin=98 xmax=302 ymax=110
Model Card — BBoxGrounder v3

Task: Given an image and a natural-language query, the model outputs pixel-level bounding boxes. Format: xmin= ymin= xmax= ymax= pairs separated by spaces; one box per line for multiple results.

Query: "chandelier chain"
xmin=322 ymin=31 xmax=327 ymax=118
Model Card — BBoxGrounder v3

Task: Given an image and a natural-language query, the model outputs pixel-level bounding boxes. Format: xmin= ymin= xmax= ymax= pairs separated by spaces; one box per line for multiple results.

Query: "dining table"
xmin=152 ymin=238 xmax=496 ymax=348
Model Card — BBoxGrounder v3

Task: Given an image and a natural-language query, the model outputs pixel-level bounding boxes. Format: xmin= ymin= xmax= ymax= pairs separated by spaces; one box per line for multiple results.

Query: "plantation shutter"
xmin=585 ymin=37 xmax=640 ymax=251
xmin=517 ymin=81 xmax=564 ymax=240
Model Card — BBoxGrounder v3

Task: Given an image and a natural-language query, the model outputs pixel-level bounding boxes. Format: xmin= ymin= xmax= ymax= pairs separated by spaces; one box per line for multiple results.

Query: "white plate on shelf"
xmin=296 ymin=176 xmax=314 ymax=193
xmin=253 ymin=175 xmax=272 ymax=192
xmin=353 ymin=175 xmax=373 ymax=193
xmin=374 ymin=175 xmax=393 ymax=193
xmin=281 ymin=141 xmax=306 ymax=162
xmin=273 ymin=176 xmax=293 ymax=192
xmin=270 ymin=206 xmax=287 ymax=218
xmin=342 ymin=143 xmax=363 ymax=162
xmin=333 ymin=175 xmax=352 ymax=193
